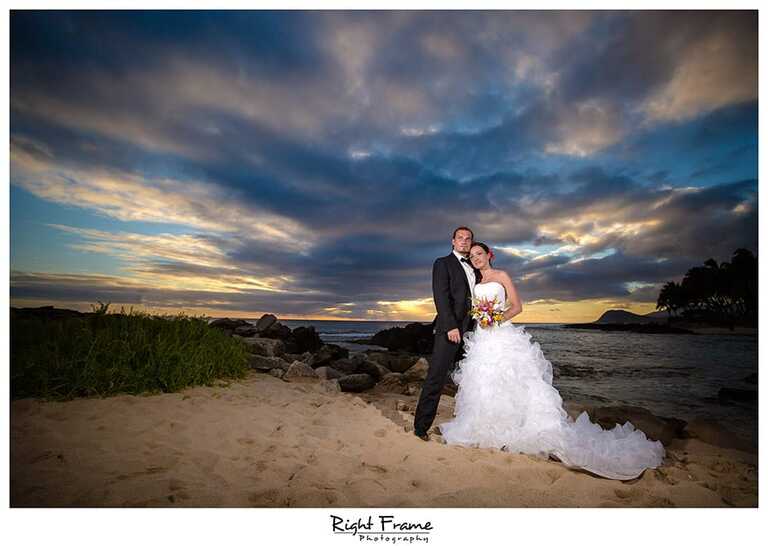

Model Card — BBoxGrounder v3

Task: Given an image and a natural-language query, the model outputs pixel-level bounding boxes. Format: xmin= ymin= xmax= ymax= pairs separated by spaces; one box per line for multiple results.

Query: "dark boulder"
xmin=260 ymin=322 xmax=292 ymax=340
xmin=354 ymin=357 xmax=387 ymax=380
xmin=315 ymin=366 xmax=343 ymax=380
xmin=310 ymin=343 xmax=349 ymax=368
xmin=338 ymin=373 xmax=376 ymax=392
xmin=370 ymin=322 xmax=434 ymax=353
xmin=365 ymin=351 xmax=421 ymax=373
xmin=290 ymin=326 xmax=323 ymax=353
xmin=373 ymin=373 xmax=406 ymax=394
xmin=233 ymin=325 xmax=259 ymax=337
xmin=209 ymin=317 xmax=251 ymax=334
xmin=328 ymin=358 xmax=359 ymax=375
xmin=237 ymin=337 xmax=285 ymax=358
xmin=402 ymin=358 xmax=429 ymax=382
xmin=248 ymin=354 xmax=287 ymax=372
xmin=256 ymin=313 xmax=278 ymax=332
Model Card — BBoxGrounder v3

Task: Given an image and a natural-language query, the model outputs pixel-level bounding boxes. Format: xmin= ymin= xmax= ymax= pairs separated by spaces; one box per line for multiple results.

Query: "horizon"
xmin=10 ymin=11 xmax=757 ymax=323
xmin=10 ymin=302 xmax=665 ymax=324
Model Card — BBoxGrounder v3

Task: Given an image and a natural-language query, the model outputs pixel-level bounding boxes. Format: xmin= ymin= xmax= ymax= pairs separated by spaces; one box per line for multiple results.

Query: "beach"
xmin=10 ymin=370 xmax=757 ymax=508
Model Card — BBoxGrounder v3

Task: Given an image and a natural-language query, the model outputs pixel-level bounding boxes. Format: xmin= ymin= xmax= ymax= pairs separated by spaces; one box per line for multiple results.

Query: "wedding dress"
xmin=439 ymin=281 xmax=666 ymax=480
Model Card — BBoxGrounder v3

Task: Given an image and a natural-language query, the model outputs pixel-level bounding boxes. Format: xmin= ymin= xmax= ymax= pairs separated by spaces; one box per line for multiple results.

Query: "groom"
xmin=413 ymin=226 xmax=480 ymax=441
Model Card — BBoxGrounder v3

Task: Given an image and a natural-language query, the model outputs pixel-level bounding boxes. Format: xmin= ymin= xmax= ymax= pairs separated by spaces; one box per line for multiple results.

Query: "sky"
xmin=9 ymin=10 xmax=758 ymax=322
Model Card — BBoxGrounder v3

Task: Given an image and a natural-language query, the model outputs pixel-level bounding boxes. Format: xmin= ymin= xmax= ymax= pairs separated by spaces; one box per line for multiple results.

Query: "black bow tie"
xmin=461 ymin=257 xmax=471 ymax=265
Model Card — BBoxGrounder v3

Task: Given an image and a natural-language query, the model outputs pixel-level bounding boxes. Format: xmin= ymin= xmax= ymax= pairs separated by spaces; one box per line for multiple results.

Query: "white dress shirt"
xmin=452 ymin=250 xmax=477 ymax=295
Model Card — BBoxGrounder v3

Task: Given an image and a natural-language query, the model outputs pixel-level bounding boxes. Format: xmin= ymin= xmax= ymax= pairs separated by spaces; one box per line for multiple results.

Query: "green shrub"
xmin=10 ymin=305 xmax=250 ymax=400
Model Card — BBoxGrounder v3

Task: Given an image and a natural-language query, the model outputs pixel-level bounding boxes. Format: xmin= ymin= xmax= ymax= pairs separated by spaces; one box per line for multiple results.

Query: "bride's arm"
xmin=499 ymin=271 xmax=523 ymax=321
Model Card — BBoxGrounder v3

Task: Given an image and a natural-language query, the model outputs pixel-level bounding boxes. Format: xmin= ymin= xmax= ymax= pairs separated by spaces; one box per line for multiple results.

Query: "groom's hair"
xmin=453 ymin=226 xmax=474 ymax=240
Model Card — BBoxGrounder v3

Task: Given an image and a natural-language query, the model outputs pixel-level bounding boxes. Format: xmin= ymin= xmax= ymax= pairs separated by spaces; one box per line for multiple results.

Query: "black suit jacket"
xmin=432 ymin=252 xmax=481 ymax=335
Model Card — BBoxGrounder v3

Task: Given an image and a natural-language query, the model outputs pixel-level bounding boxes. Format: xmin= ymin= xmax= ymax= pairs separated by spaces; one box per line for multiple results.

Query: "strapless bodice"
xmin=473 ymin=281 xmax=506 ymax=306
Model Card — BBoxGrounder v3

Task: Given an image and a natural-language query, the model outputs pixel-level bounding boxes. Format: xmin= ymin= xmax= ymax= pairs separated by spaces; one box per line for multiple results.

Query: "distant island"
xmin=564 ymin=308 xmax=756 ymax=336
xmin=565 ymin=249 xmax=757 ymax=336
xmin=564 ymin=309 xmax=695 ymax=334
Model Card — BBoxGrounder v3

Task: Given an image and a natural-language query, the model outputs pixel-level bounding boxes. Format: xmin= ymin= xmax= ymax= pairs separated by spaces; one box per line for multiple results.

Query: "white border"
xmin=2 ymin=3 xmax=763 ymax=546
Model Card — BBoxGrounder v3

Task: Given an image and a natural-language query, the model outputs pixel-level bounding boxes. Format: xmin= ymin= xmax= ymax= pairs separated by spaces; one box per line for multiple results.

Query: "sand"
xmin=10 ymin=371 xmax=757 ymax=507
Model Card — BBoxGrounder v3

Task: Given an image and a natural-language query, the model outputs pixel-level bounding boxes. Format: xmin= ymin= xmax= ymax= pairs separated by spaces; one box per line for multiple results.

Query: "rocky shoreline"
xmin=210 ymin=314 xmax=757 ymax=455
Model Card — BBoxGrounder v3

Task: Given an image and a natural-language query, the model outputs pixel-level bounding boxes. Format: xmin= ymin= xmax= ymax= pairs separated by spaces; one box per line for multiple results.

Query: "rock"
xmin=248 ymin=354 xmax=287 ymax=372
xmin=209 ymin=317 xmax=250 ymax=334
xmin=586 ymin=405 xmax=684 ymax=446
xmin=659 ymin=416 xmax=688 ymax=437
xmin=396 ymin=400 xmax=414 ymax=413
xmin=338 ymin=373 xmax=377 ymax=392
xmin=260 ymin=322 xmax=292 ymax=340
xmin=365 ymin=351 xmax=421 ymax=373
xmin=373 ymin=373 xmax=406 ymax=394
xmin=372 ymin=362 xmax=391 ymax=378
xmin=256 ymin=313 xmax=278 ymax=332
xmin=328 ymin=358 xmax=359 ymax=375
xmin=405 ymin=384 xmax=421 ymax=396
xmin=283 ymin=351 xmax=312 ymax=364
xmin=233 ymin=325 xmax=259 ymax=337
xmin=354 ymin=357 xmax=387 ymax=380
xmin=310 ymin=344 xmax=349 ymax=368
xmin=315 ymin=366 xmax=343 ymax=380
xmin=283 ymin=360 xmax=318 ymax=382
xmin=237 ymin=337 xmax=285 ymax=358
xmin=269 ymin=368 xmax=285 ymax=380
xmin=11 ymin=305 xmax=89 ymax=321
xmin=718 ymin=387 xmax=757 ymax=403
xmin=685 ymin=417 xmax=756 ymax=452
xmin=290 ymin=326 xmax=323 ymax=353
xmin=402 ymin=358 xmax=429 ymax=382
xmin=319 ymin=379 xmax=341 ymax=394
xmin=743 ymin=372 xmax=758 ymax=385
xmin=370 ymin=322 xmax=434 ymax=353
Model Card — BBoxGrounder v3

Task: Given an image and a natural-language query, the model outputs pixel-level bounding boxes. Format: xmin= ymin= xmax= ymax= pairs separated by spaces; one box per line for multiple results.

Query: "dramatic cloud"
xmin=10 ymin=10 xmax=758 ymax=321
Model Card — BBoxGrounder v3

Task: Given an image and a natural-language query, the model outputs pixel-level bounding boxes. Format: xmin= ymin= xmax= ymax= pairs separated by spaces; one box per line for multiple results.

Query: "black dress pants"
xmin=413 ymin=332 xmax=466 ymax=434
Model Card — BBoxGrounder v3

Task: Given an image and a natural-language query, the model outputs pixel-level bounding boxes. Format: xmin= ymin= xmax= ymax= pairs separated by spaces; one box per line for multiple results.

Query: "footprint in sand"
xmin=361 ymin=461 xmax=388 ymax=474
xmin=613 ymin=487 xmax=643 ymax=501
xmin=544 ymin=469 xmax=562 ymax=485
xmin=373 ymin=429 xmax=387 ymax=438
xmin=653 ymin=468 xmax=678 ymax=485
xmin=269 ymin=424 xmax=284 ymax=438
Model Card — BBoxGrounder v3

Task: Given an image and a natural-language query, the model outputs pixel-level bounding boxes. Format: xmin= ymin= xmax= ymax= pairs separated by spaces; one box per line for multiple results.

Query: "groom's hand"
xmin=447 ymin=328 xmax=461 ymax=343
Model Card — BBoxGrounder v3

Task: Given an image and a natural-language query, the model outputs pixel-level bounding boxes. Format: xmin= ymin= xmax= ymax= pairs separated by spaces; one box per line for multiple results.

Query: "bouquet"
xmin=471 ymin=295 xmax=507 ymax=328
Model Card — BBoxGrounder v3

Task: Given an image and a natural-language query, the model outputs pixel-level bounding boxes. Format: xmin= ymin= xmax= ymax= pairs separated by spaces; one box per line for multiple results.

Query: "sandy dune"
xmin=10 ymin=371 xmax=757 ymax=507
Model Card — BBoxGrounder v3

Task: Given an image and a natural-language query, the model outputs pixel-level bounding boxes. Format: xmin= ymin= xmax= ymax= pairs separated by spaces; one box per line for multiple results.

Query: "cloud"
xmin=640 ymin=13 xmax=757 ymax=122
xmin=9 ymin=11 xmax=758 ymax=320
xmin=10 ymin=136 xmax=317 ymax=250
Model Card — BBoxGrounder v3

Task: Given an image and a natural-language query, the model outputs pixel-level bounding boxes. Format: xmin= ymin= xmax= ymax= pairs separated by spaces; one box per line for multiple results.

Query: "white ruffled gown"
xmin=439 ymin=281 xmax=666 ymax=480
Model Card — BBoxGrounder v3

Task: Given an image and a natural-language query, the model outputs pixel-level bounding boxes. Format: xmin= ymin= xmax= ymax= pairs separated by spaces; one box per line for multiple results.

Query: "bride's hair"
xmin=471 ymin=242 xmax=495 ymax=264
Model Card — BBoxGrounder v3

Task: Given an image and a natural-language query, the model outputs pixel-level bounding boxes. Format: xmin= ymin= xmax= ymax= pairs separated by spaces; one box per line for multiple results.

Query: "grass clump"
xmin=11 ymin=303 xmax=250 ymax=400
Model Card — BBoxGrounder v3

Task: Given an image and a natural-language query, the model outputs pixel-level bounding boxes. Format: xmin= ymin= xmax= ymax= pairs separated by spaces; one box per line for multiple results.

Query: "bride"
xmin=438 ymin=242 xmax=666 ymax=481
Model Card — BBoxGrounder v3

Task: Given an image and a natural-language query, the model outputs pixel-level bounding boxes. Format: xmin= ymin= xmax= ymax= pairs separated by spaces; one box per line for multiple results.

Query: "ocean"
xmin=241 ymin=319 xmax=758 ymax=444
